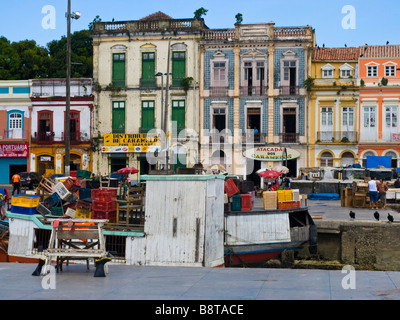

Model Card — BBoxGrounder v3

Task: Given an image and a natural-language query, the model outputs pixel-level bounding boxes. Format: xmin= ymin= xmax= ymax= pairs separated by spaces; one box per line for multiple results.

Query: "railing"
xmin=242 ymin=132 xmax=263 ymax=143
xmin=209 ymin=86 xmax=229 ymax=97
xmin=240 ymin=86 xmax=267 ymax=97
xmin=280 ymin=86 xmax=300 ymax=96
xmin=31 ymin=79 xmax=92 ymax=97
xmin=274 ymin=27 xmax=308 ymax=38
xmin=172 ymin=78 xmax=184 ymax=87
xmin=204 ymin=29 xmax=235 ymax=40
xmin=0 ymin=129 xmax=29 ymax=140
xmin=279 ymin=133 xmax=299 ymax=143
xmin=317 ymin=131 xmax=357 ymax=143
xmin=97 ymin=19 xmax=205 ymax=34
xmin=32 ymin=132 xmax=90 ymax=143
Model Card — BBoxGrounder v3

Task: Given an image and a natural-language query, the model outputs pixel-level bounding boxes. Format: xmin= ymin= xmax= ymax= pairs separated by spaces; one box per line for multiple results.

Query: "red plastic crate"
xmin=92 ymin=199 xmax=117 ymax=211
xmin=224 ymin=179 xmax=239 ymax=197
xmin=241 ymin=194 xmax=252 ymax=211
xmin=277 ymin=201 xmax=301 ymax=209
xmin=76 ymin=200 xmax=92 ymax=211
xmin=91 ymin=189 xmax=117 ymax=201
xmin=62 ymin=178 xmax=74 ymax=191
xmin=92 ymin=210 xmax=117 ymax=221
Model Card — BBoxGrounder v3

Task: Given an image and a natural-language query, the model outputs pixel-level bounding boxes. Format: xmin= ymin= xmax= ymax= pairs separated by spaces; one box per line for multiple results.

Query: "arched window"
xmin=362 ymin=151 xmax=375 ymax=167
xmin=320 ymin=151 xmax=333 ymax=167
xmin=385 ymin=151 xmax=398 ymax=168
xmin=341 ymin=152 xmax=355 ymax=167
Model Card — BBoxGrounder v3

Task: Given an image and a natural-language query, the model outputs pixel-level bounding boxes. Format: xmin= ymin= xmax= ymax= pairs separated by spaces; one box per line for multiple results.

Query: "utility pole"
xmin=164 ymin=41 xmax=171 ymax=171
xmin=65 ymin=0 xmax=71 ymax=176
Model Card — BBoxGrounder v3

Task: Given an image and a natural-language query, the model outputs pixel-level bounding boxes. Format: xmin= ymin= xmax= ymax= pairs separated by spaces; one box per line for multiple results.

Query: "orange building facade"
xmin=358 ymin=45 xmax=400 ymax=168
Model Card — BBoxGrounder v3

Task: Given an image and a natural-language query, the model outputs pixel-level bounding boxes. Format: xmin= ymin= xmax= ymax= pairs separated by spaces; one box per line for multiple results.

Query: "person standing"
xmin=11 ymin=173 xmax=21 ymax=195
xmin=378 ymin=179 xmax=389 ymax=209
xmin=368 ymin=177 xmax=379 ymax=210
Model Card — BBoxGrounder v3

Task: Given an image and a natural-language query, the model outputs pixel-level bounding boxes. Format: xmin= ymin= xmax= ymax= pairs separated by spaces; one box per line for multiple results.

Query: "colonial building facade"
xmin=358 ymin=45 xmax=400 ymax=168
xmin=0 ymin=80 xmax=32 ymax=184
xmin=309 ymin=47 xmax=360 ymax=168
xmin=200 ymin=22 xmax=314 ymax=187
xmin=92 ymin=12 xmax=203 ymax=176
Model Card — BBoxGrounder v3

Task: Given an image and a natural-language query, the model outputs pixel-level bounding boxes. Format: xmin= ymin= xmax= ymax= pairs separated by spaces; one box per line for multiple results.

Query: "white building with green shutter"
xmin=92 ymin=12 xmax=205 ymax=176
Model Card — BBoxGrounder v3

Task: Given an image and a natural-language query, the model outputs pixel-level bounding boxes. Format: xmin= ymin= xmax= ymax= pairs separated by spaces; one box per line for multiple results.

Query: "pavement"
xmin=1 ymin=263 xmax=400 ymax=302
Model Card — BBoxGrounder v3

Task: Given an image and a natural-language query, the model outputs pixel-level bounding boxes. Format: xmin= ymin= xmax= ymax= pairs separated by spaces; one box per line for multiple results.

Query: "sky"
xmin=0 ymin=0 xmax=399 ymax=48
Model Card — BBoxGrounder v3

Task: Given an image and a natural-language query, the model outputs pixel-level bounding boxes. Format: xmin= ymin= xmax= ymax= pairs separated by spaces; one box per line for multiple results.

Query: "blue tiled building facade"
xmin=200 ymin=23 xmax=314 ymax=184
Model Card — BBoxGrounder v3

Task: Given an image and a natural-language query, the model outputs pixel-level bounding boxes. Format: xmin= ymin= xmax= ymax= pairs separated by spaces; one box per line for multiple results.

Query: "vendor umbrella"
xmin=256 ymin=168 xmax=271 ymax=174
xmin=273 ymin=166 xmax=290 ymax=174
xmin=117 ymin=167 xmax=139 ymax=175
xmin=257 ymin=170 xmax=281 ymax=179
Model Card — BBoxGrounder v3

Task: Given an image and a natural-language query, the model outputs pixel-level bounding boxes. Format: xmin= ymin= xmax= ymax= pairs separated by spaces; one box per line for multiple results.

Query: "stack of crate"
xmin=277 ymin=189 xmax=301 ymax=209
xmin=262 ymin=191 xmax=277 ymax=210
xmin=11 ymin=195 xmax=40 ymax=215
xmin=91 ymin=189 xmax=117 ymax=221
xmin=75 ymin=199 xmax=92 ymax=219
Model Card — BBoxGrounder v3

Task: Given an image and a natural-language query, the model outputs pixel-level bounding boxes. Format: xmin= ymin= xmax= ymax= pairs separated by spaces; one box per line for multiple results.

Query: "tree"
xmin=88 ymin=15 xmax=102 ymax=32
xmin=194 ymin=7 xmax=208 ymax=19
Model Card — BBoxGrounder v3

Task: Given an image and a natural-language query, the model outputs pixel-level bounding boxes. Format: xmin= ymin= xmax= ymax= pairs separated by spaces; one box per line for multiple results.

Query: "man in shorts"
xmin=368 ymin=177 xmax=378 ymax=210
xmin=378 ymin=179 xmax=389 ymax=209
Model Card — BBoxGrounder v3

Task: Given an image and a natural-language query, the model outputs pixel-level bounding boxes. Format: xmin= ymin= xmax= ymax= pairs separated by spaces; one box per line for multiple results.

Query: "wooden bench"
xmin=42 ymin=219 xmax=109 ymax=276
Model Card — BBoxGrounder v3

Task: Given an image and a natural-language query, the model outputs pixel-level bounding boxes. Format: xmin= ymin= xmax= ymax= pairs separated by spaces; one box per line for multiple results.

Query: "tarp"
xmin=307 ymin=193 xmax=340 ymax=200
xmin=366 ymin=156 xmax=391 ymax=169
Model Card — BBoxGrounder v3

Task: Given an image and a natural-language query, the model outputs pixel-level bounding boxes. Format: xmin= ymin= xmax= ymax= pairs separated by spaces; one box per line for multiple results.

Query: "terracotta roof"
xmin=139 ymin=11 xmax=173 ymax=21
xmin=359 ymin=45 xmax=400 ymax=58
xmin=313 ymin=47 xmax=360 ymax=61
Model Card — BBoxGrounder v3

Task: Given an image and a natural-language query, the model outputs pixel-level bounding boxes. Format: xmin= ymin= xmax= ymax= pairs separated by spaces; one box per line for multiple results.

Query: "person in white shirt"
xmin=368 ymin=177 xmax=378 ymax=209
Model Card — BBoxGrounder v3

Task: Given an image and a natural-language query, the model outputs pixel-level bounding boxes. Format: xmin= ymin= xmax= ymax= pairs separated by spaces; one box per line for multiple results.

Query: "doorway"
xmin=10 ymin=165 xmax=27 ymax=179
xmin=282 ymin=108 xmax=297 ymax=143
xmin=246 ymin=158 xmax=261 ymax=189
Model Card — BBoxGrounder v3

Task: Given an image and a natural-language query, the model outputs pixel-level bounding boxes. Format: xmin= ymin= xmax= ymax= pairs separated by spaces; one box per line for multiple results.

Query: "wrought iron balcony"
xmin=279 ymin=133 xmax=299 ymax=143
xmin=317 ymin=131 xmax=357 ymax=143
xmin=209 ymin=86 xmax=229 ymax=97
xmin=240 ymin=86 xmax=267 ymax=97
xmin=280 ymin=86 xmax=299 ymax=96
xmin=140 ymin=78 xmax=156 ymax=88
xmin=0 ymin=129 xmax=29 ymax=140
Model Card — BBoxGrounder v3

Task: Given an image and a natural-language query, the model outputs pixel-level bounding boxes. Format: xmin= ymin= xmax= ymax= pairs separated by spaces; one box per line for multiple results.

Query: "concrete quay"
xmin=1 ymin=262 xmax=400 ymax=301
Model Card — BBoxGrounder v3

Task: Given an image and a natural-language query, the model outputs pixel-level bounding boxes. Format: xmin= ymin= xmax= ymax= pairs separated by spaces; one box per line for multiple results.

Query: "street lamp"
xmin=64 ymin=0 xmax=80 ymax=176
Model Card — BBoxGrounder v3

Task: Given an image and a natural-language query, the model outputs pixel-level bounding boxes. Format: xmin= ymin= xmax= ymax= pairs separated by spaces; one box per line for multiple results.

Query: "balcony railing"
xmin=209 ymin=86 xmax=229 ymax=97
xmin=279 ymin=133 xmax=299 ymax=143
xmin=0 ymin=129 xmax=29 ymax=140
xmin=32 ymin=132 xmax=90 ymax=143
xmin=172 ymin=78 xmax=184 ymax=87
xmin=317 ymin=131 xmax=357 ymax=143
xmin=280 ymin=86 xmax=299 ymax=96
xmin=242 ymin=132 xmax=263 ymax=143
xmin=240 ymin=86 xmax=267 ymax=97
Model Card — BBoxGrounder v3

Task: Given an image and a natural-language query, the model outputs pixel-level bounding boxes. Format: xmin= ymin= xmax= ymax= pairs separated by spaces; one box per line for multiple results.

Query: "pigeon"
xmin=388 ymin=213 xmax=394 ymax=223
xmin=386 ymin=41 xmax=389 ymax=45
xmin=374 ymin=211 xmax=380 ymax=221
xmin=349 ymin=210 xmax=355 ymax=220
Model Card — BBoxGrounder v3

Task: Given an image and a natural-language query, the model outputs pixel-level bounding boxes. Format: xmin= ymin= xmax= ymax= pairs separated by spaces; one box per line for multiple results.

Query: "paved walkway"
xmin=1 ymin=263 xmax=400 ymax=300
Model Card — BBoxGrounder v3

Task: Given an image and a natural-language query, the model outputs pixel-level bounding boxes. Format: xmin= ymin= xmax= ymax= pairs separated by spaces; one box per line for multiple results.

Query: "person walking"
xmin=368 ymin=177 xmax=379 ymax=210
xmin=378 ymin=179 xmax=389 ymax=209
xmin=11 ymin=173 xmax=21 ymax=195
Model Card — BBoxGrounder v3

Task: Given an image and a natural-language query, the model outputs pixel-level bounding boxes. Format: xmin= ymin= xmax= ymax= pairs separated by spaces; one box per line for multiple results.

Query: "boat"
xmin=224 ymin=207 xmax=317 ymax=267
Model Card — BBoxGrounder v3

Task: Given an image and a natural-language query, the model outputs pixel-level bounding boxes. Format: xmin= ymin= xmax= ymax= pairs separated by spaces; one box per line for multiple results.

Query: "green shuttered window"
xmin=112 ymin=101 xmax=125 ymax=133
xmin=113 ymin=53 xmax=126 ymax=87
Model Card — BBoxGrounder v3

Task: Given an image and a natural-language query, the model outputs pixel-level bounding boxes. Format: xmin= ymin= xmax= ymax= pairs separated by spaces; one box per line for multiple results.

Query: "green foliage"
xmin=304 ymin=76 xmax=315 ymax=92
xmin=194 ymin=7 xmax=208 ymax=19
xmin=0 ymin=24 xmax=95 ymax=80
xmin=235 ymin=13 xmax=243 ymax=24
xmin=381 ymin=77 xmax=388 ymax=86
xmin=181 ymin=77 xmax=194 ymax=92
xmin=88 ymin=15 xmax=102 ymax=32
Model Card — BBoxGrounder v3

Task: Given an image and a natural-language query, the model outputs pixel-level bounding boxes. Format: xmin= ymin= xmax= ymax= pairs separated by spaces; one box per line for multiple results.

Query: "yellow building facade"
xmin=308 ymin=47 xmax=360 ymax=168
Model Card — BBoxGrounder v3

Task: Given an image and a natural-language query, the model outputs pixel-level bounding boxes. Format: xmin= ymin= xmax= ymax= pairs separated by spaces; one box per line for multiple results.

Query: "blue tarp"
xmin=307 ymin=193 xmax=340 ymax=200
xmin=366 ymin=156 xmax=391 ymax=169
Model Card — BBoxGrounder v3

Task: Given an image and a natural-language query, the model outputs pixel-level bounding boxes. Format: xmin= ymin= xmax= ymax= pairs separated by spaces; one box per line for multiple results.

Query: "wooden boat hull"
xmin=224 ymin=207 xmax=317 ymax=267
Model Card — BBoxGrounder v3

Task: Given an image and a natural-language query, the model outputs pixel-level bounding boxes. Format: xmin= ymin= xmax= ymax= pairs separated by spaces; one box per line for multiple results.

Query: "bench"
xmin=42 ymin=218 xmax=110 ymax=276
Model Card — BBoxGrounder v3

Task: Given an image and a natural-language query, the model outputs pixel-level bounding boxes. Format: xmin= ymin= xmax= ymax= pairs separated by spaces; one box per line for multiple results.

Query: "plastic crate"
xmin=43 ymin=193 xmax=62 ymax=209
xmin=11 ymin=195 xmax=40 ymax=208
xmin=36 ymin=203 xmax=51 ymax=216
xmin=241 ymin=194 xmax=252 ymax=211
xmin=51 ymin=207 xmax=64 ymax=216
xmin=231 ymin=194 xmax=242 ymax=211
xmin=91 ymin=189 xmax=117 ymax=201
xmin=53 ymin=182 xmax=71 ymax=200
xmin=224 ymin=178 xmax=239 ymax=197
xmin=11 ymin=205 xmax=36 ymax=215
xmin=263 ymin=191 xmax=277 ymax=210
xmin=75 ymin=208 xmax=92 ymax=219
xmin=76 ymin=200 xmax=92 ymax=211
xmin=277 ymin=190 xmax=293 ymax=202
xmin=92 ymin=210 xmax=117 ymax=221
xmin=92 ymin=200 xmax=117 ymax=211
xmin=277 ymin=201 xmax=301 ymax=209
xmin=77 ymin=169 xmax=92 ymax=179
xmin=77 ymin=188 xmax=92 ymax=200
xmin=62 ymin=178 xmax=75 ymax=191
